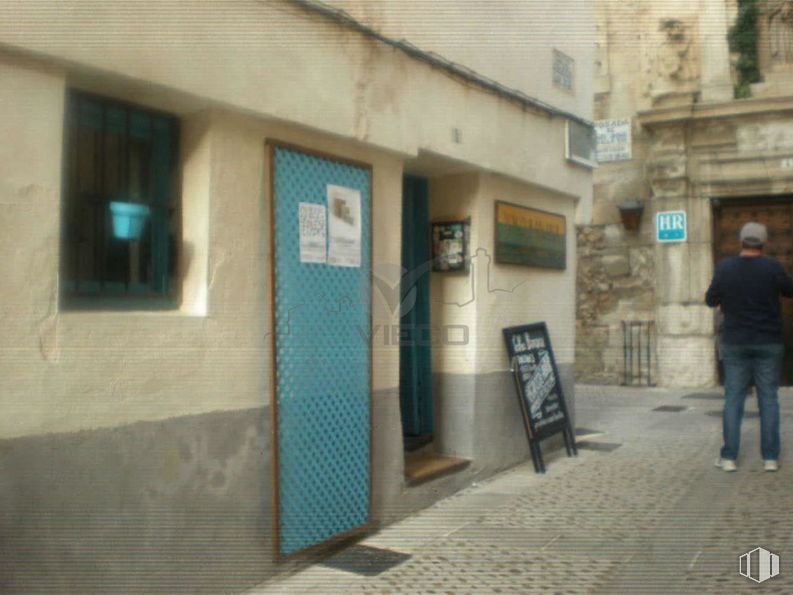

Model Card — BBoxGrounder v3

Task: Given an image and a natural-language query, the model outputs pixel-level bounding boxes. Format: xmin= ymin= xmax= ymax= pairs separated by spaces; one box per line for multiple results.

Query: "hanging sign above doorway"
xmin=656 ymin=210 xmax=687 ymax=243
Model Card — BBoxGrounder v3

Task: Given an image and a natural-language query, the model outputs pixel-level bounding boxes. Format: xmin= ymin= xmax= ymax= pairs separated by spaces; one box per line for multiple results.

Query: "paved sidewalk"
xmin=250 ymin=384 xmax=793 ymax=594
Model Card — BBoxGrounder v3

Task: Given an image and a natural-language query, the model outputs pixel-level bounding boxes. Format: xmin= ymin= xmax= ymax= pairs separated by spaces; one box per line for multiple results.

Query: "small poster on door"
xmin=327 ymin=184 xmax=361 ymax=267
xmin=298 ymin=202 xmax=327 ymax=264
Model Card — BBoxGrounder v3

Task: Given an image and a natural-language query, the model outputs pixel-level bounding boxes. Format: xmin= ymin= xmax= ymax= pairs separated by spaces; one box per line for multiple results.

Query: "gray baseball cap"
xmin=739 ymin=221 xmax=767 ymax=247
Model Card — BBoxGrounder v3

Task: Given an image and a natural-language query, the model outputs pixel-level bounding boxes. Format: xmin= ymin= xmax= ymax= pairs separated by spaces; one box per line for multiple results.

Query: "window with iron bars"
xmin=61 ymin=90 xmax=179 ymax=308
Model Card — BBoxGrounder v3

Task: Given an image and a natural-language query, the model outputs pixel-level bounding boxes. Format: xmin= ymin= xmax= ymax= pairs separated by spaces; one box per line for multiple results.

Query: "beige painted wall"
xmin=429 ymin=173 xmax=578 ymax=376
xmin=0 ymin=0 xmax=592 ymax=214
xmin=475 ymin=174 xmax=578 ymax=373
xmin=0 ymin=0 xmax=592 ymax=436
xmin=330 ymin=0 xmax=595 ymax=121
xmin=0 ymin=56 xmax=65 ymax=436
xmin=429 ymin=174 xmax=481 ymax=375
xmin=0 ymin=49 xmax=403 ymax=439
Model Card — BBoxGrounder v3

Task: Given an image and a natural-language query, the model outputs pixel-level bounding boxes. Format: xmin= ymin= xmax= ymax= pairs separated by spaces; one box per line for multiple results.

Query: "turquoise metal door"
xmin=400 ymin=175 xmax=434 ymax=436
xmin=272 ymin=146 xmax=371 ymax=557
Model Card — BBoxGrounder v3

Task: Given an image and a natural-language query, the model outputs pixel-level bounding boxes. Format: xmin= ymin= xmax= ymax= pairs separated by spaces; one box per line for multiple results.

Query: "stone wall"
xmin=581 ymin=0 xmax=793 ymax=388
xmin=576 ymin=225 xmax=656 ymax=384
xmin=580 ymin=0 xmax=730 ymax=387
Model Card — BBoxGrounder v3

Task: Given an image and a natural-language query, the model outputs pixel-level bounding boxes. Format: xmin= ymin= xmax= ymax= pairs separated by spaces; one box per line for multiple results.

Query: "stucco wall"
xmin=475 ymin=173 xmax=578 ymax=372
xmin=428 ymin=173 xmax=578 ymax=375
xmin=428 ymin=172 xmax=579 ymax=460
xmin=0 ymin=49 xmax=406 ymax=439
xmin=0 ymin=0 xmax=592 ymax=587
xmin=0 ymin=58 xmax=406 ymax=589
xmin=329 ymin=0 xmax=595 ymax=121
xmin=0 ymin=0 xmax=592 ymax=213
xmin=0 ymin=408 xmax=274 ymax=593
xmin=0 ymin=56 xmax=67 ymax=436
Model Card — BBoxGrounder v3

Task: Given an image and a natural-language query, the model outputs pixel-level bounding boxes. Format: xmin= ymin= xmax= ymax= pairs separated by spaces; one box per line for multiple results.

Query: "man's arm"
xmin=776 ymin=263 xmax=793 ymax=298
xmin=705 ymin=267 xmax=722 ymax=307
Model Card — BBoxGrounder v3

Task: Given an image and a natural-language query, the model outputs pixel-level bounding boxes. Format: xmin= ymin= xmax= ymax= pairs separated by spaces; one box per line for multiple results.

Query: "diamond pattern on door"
xmin=273 ymin=147 xmax=371 ymax=556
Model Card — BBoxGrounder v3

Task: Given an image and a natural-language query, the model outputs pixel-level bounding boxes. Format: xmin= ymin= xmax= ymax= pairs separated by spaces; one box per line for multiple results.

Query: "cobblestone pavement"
xmin=250 ymin=385 xmax=793 ymax=594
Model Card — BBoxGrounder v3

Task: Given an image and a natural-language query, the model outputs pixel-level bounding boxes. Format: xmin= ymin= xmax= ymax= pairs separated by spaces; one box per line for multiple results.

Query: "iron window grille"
xmin=61 ymin=90 xmax=179 ymax=307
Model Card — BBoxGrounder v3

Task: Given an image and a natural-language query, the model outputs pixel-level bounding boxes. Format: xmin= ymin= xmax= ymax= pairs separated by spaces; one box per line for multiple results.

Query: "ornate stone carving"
xmin=768 ymin=0 xmax=793 ymax=66
xmin=657 ymin=20 xmax=696 ymax=82
xmin=644 ymin=18 xmax=700 ymax=105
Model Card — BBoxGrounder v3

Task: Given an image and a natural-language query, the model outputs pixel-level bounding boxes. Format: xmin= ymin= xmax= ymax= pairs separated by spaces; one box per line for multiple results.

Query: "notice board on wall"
xmin=503 ymin=322 xmax=576 ymax=473
xmin=494 ymin=201 xmax=566 ymax=270
xmin=431 ymin=219 xmax=469 ymax=272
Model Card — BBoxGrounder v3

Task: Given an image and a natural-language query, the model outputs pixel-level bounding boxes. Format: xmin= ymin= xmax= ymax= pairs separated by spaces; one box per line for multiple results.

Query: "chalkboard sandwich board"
xmin=503 ymin=322 xmax=577 ymax=473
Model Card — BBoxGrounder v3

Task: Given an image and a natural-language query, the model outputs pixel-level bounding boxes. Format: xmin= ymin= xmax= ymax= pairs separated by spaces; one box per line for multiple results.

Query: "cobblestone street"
xmin=251 ymin=384 xmax=793 ymax=594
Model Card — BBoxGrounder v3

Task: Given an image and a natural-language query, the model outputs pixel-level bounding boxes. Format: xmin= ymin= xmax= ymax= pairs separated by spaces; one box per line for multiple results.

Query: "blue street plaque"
xmin=656 ymin=210 xmax=687 ymax=243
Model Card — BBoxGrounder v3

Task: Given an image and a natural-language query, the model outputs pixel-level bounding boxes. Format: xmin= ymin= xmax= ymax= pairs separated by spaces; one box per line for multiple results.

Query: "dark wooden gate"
xmin=712 ymin=197 xmax=793 ymax=385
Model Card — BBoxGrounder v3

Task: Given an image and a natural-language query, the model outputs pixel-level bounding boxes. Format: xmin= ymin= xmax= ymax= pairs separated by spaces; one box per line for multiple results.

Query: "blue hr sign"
xmin=656 ymin=210 xmax=687 ymax=243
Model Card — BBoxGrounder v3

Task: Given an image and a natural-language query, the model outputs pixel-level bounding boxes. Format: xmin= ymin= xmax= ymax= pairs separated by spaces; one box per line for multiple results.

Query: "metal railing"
xmin=622 ymin=321 xmax=656 ymax=386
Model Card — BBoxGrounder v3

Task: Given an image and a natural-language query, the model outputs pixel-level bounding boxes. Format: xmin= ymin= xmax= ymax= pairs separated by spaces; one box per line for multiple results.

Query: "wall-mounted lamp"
xmin=617 ymin=200 xmax=645 ymax=232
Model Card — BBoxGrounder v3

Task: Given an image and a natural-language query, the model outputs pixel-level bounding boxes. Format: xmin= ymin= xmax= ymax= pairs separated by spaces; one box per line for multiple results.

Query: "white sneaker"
xmin=715 ymin=458 xmax=737 ymax=472
xmin=764 ymin=460 xmax=779 ymax=472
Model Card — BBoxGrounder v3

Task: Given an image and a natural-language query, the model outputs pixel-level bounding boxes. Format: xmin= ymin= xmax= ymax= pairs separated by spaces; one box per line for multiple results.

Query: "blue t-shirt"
xmin=705 ymin=255 xmax=793 ymax=345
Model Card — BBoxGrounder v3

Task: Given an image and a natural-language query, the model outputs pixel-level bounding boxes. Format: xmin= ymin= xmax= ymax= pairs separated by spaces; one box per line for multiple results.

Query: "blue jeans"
xmin=721 ymin=343 xmax=784 ymax=461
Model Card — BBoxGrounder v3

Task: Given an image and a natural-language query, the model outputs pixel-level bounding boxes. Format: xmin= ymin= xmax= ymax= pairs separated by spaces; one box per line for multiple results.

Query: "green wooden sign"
xmin=495 ymin=201 xmax=566 ymax=270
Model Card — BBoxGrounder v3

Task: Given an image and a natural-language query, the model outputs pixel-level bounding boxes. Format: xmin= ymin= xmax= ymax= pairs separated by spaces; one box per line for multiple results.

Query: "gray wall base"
xmin=0 ymin=408 xmax=273 ymax=593
xmin=0 ymin=368 xmax=575 ymax=592
xmin=433 ymin=364 xmax=576 ymax=473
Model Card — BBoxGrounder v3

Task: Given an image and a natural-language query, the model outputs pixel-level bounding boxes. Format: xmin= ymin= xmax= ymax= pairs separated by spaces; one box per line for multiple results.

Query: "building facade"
xmin=0 ymin=0 xmax=594 ymax=590
xmin=578 ymin=0 xmax=793 ymax=387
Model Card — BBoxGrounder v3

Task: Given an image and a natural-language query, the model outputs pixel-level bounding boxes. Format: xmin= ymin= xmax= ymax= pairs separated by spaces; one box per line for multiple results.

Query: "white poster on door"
xmin=327 ymin=184 xmax=361 ymax=267
xmin=298 ymin=202 xmax=327 ymax=264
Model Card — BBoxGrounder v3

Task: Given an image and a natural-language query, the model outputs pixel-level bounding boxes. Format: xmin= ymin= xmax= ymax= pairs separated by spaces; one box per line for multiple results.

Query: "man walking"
xmin=706 ymin=222 xmax=793 ymax=472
